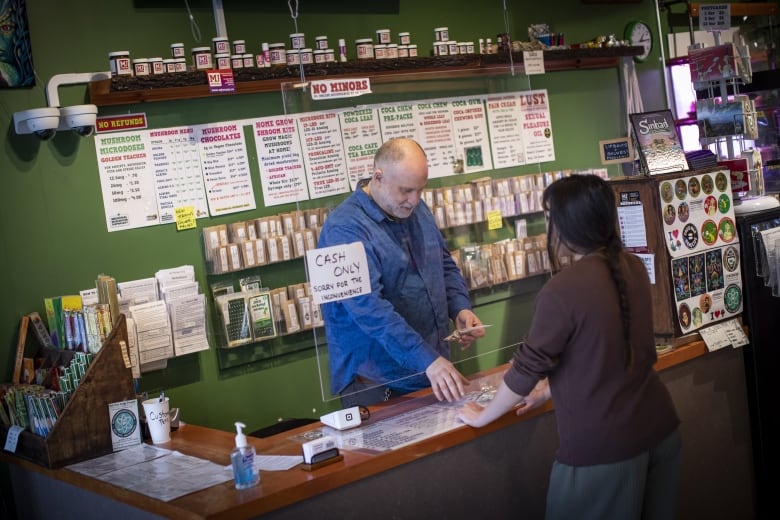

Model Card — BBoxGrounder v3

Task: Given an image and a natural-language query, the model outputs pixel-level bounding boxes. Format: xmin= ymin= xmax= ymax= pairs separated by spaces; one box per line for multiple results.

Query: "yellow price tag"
xmin=487 ymin=210 xmax=503 ymax=230
xmin=174 ymin=206 xmax=197 ymax=231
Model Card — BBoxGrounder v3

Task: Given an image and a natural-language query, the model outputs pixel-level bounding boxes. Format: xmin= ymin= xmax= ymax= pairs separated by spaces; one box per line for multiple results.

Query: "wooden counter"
xmin=3 ymin=337 xmax=755 ymax=519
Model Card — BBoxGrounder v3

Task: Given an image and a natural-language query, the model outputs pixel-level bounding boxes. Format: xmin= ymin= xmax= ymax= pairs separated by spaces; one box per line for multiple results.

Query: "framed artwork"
xmin=1 ymin=0 xmax=35 ymax=88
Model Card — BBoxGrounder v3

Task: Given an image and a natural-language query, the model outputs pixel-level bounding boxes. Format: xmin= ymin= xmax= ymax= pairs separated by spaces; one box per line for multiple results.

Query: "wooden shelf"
xmin=689 ymin=2 xmax=777 ymax=17
xmin=89 ymin=47 xmax=643 ymax=107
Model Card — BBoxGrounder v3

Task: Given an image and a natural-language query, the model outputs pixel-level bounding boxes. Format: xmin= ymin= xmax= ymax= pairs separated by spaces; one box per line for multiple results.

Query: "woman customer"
xmin=458 ymin=173 xmax=681 ymax=520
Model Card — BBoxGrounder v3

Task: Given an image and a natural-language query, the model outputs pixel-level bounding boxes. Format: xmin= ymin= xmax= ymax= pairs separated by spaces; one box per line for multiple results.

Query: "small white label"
xmin=700 ymin=4 xmax=731 ymax=32
xmin=4 ymin=425 xmax=24 ymax=453
xmin=523 ymin=51 xmax=546 ymax=75
xmin=698 ymin=318 xmax=747 ymax=351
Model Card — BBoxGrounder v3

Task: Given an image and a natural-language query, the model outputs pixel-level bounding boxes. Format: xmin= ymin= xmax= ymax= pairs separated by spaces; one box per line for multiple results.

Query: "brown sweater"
xmin=504 ymin=253 xmax=680 ymax=466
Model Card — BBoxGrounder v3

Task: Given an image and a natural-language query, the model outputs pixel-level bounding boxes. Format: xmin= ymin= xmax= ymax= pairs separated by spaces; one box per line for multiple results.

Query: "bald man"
xmin=318 ymin=138 xmax=484 ymax=407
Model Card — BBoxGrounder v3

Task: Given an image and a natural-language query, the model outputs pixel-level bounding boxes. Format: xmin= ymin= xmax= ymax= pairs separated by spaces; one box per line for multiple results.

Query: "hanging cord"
xmin=288 ymin=0 xmax=306 ymax=90
xmin=184 ymin=0 xmax=202 ymax=42
xmin=502 ymin=0 xmax=515 ymax=75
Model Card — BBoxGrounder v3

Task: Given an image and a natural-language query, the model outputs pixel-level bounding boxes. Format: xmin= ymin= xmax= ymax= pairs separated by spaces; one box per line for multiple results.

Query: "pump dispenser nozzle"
xmin=234 ymin=421 xmax=248 ymax=448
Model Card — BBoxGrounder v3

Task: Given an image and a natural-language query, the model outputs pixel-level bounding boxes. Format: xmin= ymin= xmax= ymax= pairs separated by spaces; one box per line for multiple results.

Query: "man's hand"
xmin=425 ymin=356 xmax=470 ymax=402
xmin=453 ymin=309 xmax=485 ymax=348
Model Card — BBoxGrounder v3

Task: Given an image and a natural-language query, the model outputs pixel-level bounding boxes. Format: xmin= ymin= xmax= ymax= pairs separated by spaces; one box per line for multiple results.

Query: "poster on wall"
xmin=95 ymin=131 xmax=161 ymax=231
xmin=339 ymin=107 xmax=383 ymax=190
xmin=198 ymin=123 xmax=255 ymax=216
xmin=0 ymin=0 xmax=35 ymax=88
xmin=485 ymin=94 xmax=526 ymax=168
xmin=450 ymin=96 xmax=493 ymax=175
xmin=298 ymin=111 xmax=351 ymax=199
xmin=377 ymin=101 xmax=417 ymax=142
xmin=253 ymin=115 xmax=309 ymax=206
xmin=148 ymin=126 xmax=209 ymax=224
xmin=519 ymin=90 xmax=555 ymax=163
xmin=414 ymin=99 xmax=458 ymax=178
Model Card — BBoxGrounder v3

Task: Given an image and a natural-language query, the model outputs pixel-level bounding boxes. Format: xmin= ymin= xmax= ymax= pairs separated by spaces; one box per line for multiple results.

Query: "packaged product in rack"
xmin=630 ymin=110 xmax=689 ymax=175
xmin=688 ymin=43 xmax=751 ymax=85
xmin=764 ymin=159 xmax=780 ymax=194
xmin=718 ymin=158 xmax=751 ymax=197
xmin=216 ymin=293 xmax=252 ymax=348
xmin=248 ymin=291 xmax=276 ymax=341
xmin=241 ymin=241 xmax=257 ymax=268
xmin=696 ymin=95 xmax=758 ymax=139
xmin=239 ymin=275 xmax=262 ymax=293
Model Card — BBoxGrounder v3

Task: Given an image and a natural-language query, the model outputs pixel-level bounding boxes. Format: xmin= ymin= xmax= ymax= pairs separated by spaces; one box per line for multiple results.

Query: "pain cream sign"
xmin=306 ymin=242 xmax=370 ymax=304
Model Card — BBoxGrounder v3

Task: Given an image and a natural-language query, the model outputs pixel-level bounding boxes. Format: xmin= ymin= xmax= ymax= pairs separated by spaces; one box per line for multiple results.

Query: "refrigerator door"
xmin=736 ymin=206 xmax=780 ymax=512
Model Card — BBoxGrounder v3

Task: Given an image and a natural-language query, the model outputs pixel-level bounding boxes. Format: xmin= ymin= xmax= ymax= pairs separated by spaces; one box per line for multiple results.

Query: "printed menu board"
xmin=148 ymin=126 xmax=209 ymax=224
xmin=377 ymin=102 xmax=417 ymax=142
xmin=95 ymin=89 xmax=556 ymax=231
xmin=298 ymin=111 xmax=351 ymax=199
xmin=450 ymin=96 xmax=493 ymax=175
xmin=485 ymin=94 xmax=526 ymax=168
xmin=253 ymin=116 xmax=309 ymax=206
xmin=96 ymin=131 xmax=160 ymax=231
xmin=340 ymin=108 xmax=383 ymax=190
xmin=414 ymin=100 xmax=458 ymax=178
xmin=198 ymin=123 xmax=255 ymax=216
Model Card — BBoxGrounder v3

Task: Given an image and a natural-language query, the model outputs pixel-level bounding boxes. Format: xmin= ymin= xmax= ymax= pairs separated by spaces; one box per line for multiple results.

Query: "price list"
xmin=198 ymin=123 xmax=256 ymax=216
xmin=414 ymin=100 xmax=457 ymax=178
xmin=253 ymin=116 xmax=309 ymax=206
xmin=95 ymin=131 xmax=160 ymax=232
xmin=340 ymin=108 xmax=383 ymax=190
xmin=485 ymin=94 xmax=526 ymax=168
xmin=378 ymin=102 xmax=417 ymax=142
xmin=450 ymin=96 xmax=493 ymax=174
xmin=298 ymin=111 xmax=350 ymax=199
xmin=148 ymin=126 xmax=209 ymax=224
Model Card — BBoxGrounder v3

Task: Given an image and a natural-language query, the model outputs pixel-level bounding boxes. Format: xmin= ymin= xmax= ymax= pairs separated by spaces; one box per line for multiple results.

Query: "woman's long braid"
xmin=604 ymin=232 xmax=632 ymax=365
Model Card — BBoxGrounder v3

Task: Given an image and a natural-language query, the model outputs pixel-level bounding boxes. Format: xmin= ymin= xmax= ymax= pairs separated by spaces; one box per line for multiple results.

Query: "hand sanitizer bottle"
xmin=231 ymin=421 xmax=259 ymax=489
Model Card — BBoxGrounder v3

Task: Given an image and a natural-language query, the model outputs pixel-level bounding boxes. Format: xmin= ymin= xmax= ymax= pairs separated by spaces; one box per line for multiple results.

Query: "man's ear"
xmin=374 ymin=169 xmax=383 ymax=182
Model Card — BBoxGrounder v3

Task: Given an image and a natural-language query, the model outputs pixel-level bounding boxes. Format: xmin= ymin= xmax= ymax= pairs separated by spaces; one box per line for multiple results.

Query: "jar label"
xmin=214 ymin=41 xmax=230 ymax=54
xmin=117 ymin=58 xmax=132 ymax=76
xmin=195 ymin=53 xmax=212 ymax=69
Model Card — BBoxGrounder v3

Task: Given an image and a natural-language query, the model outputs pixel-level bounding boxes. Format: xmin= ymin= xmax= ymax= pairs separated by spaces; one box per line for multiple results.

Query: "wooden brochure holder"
xmin=1 ymin=314 xmax=136 ymax=468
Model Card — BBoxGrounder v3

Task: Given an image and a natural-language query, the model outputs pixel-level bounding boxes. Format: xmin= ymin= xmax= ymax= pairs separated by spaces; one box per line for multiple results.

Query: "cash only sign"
xmin=306 ymin=242 xmax=371 ymax=304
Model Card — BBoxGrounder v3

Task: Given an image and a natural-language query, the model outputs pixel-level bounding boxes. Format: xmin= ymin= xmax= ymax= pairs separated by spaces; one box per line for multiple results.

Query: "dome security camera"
xmin=59 ymin=104 xmax=98 ymax=137
xmin=13 ymin=107 xmax=61 ymax=140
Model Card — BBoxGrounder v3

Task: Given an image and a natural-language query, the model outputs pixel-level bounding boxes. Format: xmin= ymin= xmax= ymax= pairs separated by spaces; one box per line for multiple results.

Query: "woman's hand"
xmin=515 ymin=379 xmax=551 ymax=417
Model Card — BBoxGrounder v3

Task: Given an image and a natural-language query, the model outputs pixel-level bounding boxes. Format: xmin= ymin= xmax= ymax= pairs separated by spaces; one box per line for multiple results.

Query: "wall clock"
xmin=625 ymin=20 xmax=653 ymax=62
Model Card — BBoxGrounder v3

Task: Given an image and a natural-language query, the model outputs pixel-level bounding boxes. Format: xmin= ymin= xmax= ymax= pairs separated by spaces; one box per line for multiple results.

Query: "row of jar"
xmin=110 ymin=49 xmax=338 ymax=76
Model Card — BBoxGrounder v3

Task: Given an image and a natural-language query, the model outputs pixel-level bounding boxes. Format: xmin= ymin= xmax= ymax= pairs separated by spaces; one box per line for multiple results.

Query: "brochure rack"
xmin=0 ymin=314 xmax=135 ymax=468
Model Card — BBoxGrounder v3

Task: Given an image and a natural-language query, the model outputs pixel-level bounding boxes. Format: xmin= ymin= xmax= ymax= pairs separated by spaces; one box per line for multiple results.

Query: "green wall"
xmin=0 ymin=0 xmax=662 ymax=436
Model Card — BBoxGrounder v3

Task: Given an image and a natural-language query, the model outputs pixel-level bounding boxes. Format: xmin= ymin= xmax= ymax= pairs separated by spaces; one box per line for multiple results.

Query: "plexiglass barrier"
xmin=276 ymin=70 xmax=564 ymax=406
